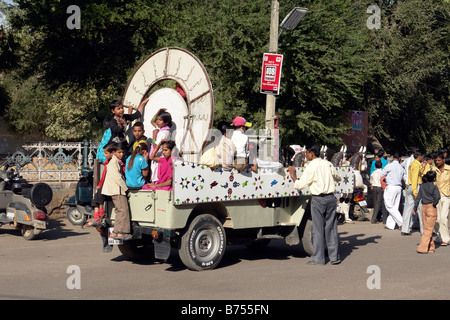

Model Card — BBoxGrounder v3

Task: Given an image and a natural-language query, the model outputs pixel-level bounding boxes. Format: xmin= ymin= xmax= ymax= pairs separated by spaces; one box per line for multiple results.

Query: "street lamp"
xmin=278 ymin=7 xmax=309 ymax=41
xmin=265 ymin=3 xmax=308 ymax=131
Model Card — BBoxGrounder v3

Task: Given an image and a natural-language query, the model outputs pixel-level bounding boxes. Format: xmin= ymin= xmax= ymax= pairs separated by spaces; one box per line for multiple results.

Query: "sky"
xmin=0 ymin=0 xmax=16 ymax=27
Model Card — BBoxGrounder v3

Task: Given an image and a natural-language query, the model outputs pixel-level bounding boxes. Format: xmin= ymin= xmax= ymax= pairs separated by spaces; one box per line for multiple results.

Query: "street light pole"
xmin=264 ymin=4 xmax=308 ymax=131
xmin=265 ymin=0 xmax=279 ymax=131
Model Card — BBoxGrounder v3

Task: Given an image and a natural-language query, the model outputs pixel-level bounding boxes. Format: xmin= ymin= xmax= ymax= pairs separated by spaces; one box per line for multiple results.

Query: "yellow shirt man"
xmin=434 ymin=164 xmax=450 ymax=197
xmin=408 ymin=159 xmax=423 ymax=198
xmin=294 ymin=158 xmax=341 ymax=195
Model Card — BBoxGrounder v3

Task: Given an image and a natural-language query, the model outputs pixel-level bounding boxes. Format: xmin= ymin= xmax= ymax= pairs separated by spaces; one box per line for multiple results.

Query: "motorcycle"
xmin=332 ymin=146 xmax=369 ymax=223
xmin=65 ymin=169 xmax=94 ymax=226
xmin=0 ymin=164 xmax=53 ymax=240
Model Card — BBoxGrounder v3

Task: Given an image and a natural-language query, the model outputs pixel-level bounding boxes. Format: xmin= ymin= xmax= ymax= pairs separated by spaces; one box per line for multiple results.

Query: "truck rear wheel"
xmin=300 ymin=217 xmax=313 ymax=256
xmin=118 ymin=237 xmax=155 ymax=261
xmin=179 ymin=214 xmax=226 ymax=271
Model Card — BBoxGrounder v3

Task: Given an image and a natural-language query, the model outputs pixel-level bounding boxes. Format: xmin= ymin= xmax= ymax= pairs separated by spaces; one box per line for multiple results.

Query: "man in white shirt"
xmin=288 ymin=144 xmax=342 ymax=265
xmin=401 ymin=147 xmax=419 ymax=235
xmin=231 ymin=117 xmax=252 ymax=170
xmin=381 ymin=153 xmax=404 ymax=230
xmin=370 ymin=160 xmax=384 ymax=224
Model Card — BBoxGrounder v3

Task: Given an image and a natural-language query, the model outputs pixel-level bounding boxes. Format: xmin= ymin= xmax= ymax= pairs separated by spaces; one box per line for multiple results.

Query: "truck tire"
xmin=179 ymin=214 xmax=226 ymax=271
xmin=299 ymin=217 xmax=313 ymax=256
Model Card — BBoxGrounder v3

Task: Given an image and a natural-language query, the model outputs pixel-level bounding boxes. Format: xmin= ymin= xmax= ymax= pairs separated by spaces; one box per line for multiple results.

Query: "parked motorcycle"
xmin=0 ymin=164 xmax=53 ymax=240
xmin=65 ymin=169 xmax=94 ymax=226
xmin=331 ymin=147 xmax=369 ymax=223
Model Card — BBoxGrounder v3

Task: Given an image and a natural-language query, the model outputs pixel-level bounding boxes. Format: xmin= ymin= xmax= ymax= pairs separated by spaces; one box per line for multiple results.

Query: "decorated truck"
xmin=97 ymin=47 xmax=356 ymax=271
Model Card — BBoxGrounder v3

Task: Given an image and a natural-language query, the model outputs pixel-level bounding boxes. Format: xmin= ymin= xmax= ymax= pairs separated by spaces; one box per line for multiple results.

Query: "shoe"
xmin=441 ymin=242 xmax=448 ymax=246
xmin=331 ymin=259 xmax=341 ymax=265
xmin=401 ymin=232 xmax=412 ymax=236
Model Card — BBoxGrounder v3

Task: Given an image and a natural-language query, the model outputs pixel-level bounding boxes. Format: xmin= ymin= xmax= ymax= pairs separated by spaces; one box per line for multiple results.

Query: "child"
xmin=107 ymin=99 xmax=147 ymax=147
xmin=144 ymin=140 xmax=175 ymax=191
xmin=230 ymin=116 xmax=257 ymax=172
xmin=125 ymin=143 xmax=149 ymax=188
xmin=85 ymin=143 xmax=116 ymax=227
xmin=370 ymin=160 xmax=384 ymax=224
xmin=101 ymin=143 xmax=131 ymax=240
xmin=127 ymin=121 xmax=148 ymax=156
xmin=96 ymin=118 xmax=112 ymax=164
xmin=231 ymin=117 xmax=251 ymax=170
xmin=150 ymin=108 xmax=172 ymax=183
xmin=414 ymin=170 xmax=441 ymax=254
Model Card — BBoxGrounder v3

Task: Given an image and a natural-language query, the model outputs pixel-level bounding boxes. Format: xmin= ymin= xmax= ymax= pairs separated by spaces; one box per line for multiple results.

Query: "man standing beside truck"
xmin=288 ymin=144 xmax=342 ymax=265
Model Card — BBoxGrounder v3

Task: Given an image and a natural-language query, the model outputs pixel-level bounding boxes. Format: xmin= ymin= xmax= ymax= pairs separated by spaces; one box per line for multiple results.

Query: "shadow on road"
xmin=0 ymin=218 xmax=90 ymax=241
xmin=163 ymin=239 xmax=309 ymax=272
xmin=338 ymin=231 xmax=382 ymax=261
xmin=107 ymin=232 xmax=383 ymax=271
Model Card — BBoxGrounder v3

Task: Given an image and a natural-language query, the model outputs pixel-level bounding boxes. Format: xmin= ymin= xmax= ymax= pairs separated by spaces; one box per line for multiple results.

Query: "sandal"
xmin=84 ymin=218 xmax=102 ymax=228
xmin=111 ymin=232 xmax=132 ymax=240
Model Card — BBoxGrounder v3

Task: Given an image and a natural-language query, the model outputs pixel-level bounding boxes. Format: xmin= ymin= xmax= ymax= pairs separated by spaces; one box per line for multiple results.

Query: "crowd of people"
xmin=368 ymin=147 xmax=450 ymax=254
xmin=288 ymin=144 xmax=449 ymax=265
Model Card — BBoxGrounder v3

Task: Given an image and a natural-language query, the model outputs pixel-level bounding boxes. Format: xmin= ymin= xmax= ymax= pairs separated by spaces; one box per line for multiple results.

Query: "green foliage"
xmin=45 ymin=83 xmax=117 ymax=141
xmin=0 ymin=0 xmax=448 ymax=154
xmin=2 ymin=73 xmax=50 ymax=136
xmin=364 ymin=0 xmax=450 ymax=153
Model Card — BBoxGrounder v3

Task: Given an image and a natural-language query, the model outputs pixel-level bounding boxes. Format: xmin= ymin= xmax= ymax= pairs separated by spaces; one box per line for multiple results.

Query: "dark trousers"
xmin=371 ymin=186 xmax=383 ymax=223
xmin=310 ymin=194 xmax=340 ymax=264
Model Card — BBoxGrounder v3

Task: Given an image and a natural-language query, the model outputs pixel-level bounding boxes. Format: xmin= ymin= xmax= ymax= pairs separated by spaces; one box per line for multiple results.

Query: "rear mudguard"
xmin=98 ymin=224 xmax=113 ymax=253
xmin=7 ymin=201 xmax=34 ymax=226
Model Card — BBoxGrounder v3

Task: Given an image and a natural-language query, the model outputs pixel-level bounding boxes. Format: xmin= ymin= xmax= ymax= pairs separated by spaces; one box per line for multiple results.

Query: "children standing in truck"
xmin=101 ymin=143 xmax=131 ymax=240
xmin=144 ymin=140 xmax=175 ymax=191
xmin=107 ymin=99 xmax=147 ymax=150
xmin=85 ymin=143 xmax=116 ymax=227
xmin=125 ymin=143 xmax=149 ymax=188
xmin=150 ymin=108 xmax=172 ymax=183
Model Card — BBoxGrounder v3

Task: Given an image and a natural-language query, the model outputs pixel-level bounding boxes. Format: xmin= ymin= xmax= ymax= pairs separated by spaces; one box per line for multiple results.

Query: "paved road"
xmin=1 ymin=216 xmax=449 ymax=303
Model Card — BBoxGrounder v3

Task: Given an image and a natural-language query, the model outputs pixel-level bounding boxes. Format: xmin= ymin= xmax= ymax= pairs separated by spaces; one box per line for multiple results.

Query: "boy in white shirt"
xmin=230 ymin=117 xmax=257 ymax=172
xmin=370 ymin=160 xmax=383 ymax=224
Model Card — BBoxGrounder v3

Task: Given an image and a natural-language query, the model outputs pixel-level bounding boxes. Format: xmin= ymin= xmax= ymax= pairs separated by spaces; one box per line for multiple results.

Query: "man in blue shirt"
xmin=370 ymin=149 xmax=388 ymax=176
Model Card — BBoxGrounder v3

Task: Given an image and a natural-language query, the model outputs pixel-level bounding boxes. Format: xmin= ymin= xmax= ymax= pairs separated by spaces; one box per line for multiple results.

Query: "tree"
xmin=0 ymin=0 xmax=448 ymax=153
xmin=364 ymin=0 xmax=450 ymax=153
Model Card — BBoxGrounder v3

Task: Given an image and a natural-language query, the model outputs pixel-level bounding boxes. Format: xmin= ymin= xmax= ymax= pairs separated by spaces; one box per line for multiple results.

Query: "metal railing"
xmin=0 ymin=141 xmax=99 ymax=182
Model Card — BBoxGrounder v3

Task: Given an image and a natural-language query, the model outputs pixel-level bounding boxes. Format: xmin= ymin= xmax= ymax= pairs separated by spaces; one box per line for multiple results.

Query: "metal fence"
xmin=0 ymin=141 xmax=99 ymax=182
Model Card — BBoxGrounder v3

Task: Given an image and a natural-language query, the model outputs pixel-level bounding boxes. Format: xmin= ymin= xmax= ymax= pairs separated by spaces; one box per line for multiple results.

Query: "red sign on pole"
xmin=260 ymin=53 xmax=283 ymax=95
